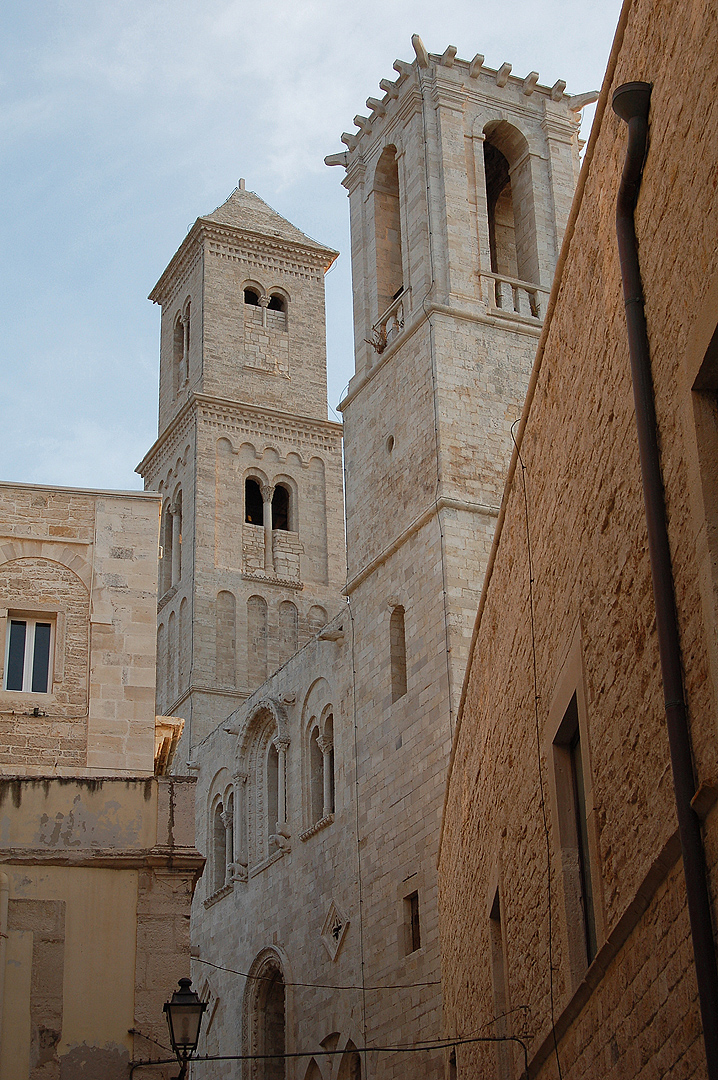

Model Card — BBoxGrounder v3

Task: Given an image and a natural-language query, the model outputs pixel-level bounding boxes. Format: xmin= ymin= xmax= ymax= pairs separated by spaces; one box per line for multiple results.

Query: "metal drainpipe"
xmin=613 ymin=81 xmax=718 ymax=1077
xmin=0 ymin=872 xmax=8 ymax=1055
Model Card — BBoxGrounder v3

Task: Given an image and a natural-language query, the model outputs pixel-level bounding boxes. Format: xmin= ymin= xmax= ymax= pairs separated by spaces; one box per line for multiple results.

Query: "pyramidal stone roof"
xmin=201 ymin=186 xmax=337 ymax=256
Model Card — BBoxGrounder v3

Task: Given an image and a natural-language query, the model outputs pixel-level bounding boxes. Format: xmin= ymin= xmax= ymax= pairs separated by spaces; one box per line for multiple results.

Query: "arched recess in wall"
xmin=216 ymin=590 xmax=237 ymax=687
xmin=157 ymin=620 xmax=166 ymax=713
xmin=278 ymin=600 xmax=298 ymax=666
xmin=215 ymin=437 xmax=244 ymax=570
xmin=211 ymin=797 xmax=227 ymax=893
xmin=307 ymin=605 xmax=328 ymax=635
xmin=168 ymin=609 xmax=178 ymax=706
xmin=236 ymin=698 xmax=290 ymax=870
xmin=306 ymin=458 xmax=328 ymax=584
xmin=303 ymin=1059 xmax=322 ymax=1080
xmin=247 ymin=596 xmax=268 ymax=687
xmin=483 ymin=120 xmax=539 ymax=287
xmin=373 ymin=145 xmax=404 ymax=316
xmin=160 ymin=501 xmax=173 ymax=595
xmin=0 ymin=555 xmax=90 ymax=705
xmin=179 ymin=596 xmax=189 ymax=698
xmin=337 ymin=1040 xmax=361 ymax=1080
xmin=242 ymin=947 xmax=289 ymax=1080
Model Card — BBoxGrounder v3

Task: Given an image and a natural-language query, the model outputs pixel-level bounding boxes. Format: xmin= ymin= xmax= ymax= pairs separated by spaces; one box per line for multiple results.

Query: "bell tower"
xmin=138 ymin=184 xmax=346 ymax=751
xmin=327 ymin=37 xmax=588 ymax=1073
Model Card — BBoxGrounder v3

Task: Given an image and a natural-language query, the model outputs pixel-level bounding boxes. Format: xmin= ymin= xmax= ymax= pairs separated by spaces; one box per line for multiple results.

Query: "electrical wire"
xmin=511 ymin=418 xmax=563 ymax=1080
xmin=194 ymin=950 xmax=441 ymax=990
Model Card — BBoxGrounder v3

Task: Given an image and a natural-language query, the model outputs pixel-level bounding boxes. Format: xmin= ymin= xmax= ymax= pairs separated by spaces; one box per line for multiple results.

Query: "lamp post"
xmin=163 ymin=978 xmax=207 ymax=1079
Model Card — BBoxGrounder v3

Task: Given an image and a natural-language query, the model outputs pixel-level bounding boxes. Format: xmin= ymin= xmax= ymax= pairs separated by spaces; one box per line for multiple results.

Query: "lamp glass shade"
xmin=164 ymin=978 xmax=207 ymax=1054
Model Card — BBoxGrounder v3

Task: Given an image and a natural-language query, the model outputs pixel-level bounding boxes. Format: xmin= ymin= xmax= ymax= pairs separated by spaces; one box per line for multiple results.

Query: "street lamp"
xmin=164 ymin=977 xmax=207 ymax=1079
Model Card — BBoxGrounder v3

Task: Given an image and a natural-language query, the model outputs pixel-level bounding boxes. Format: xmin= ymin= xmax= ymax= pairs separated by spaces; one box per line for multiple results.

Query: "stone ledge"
xmin=241 ymin=571 xmax=304 ymax=591
xmin=299 ymin=814 xmax=334 ymax=842
xmin=203 ymin=881 xmax=234 ymax=908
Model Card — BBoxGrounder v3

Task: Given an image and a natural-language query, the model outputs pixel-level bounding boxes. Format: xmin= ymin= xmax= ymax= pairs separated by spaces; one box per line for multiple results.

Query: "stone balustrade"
xmin=482 ymin=272 xmax=549 ymax=320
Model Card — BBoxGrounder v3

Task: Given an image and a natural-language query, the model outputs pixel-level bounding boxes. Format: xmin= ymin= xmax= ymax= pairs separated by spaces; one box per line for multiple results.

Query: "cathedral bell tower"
xmin=326 ymin=37 xmax=589 ymax=1075
xmin=138 ymin=183 xmax=346 ymax=752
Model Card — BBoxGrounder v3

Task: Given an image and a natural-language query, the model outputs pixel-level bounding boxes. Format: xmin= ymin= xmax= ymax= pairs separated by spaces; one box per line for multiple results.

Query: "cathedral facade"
xmin=143 ymin=37 xmax=584 ymax=1078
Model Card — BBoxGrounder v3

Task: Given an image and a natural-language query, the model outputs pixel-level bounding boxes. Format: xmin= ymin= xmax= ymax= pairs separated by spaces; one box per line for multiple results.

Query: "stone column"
xmin=171 ymin=504 xmax=181 ymax=586
xmin=317 ymin=734 xmax=334 ymax=818
xmin=234 ymin=772 xmax=248 ymax=872
xmin=273 ymin=735 xmax=290 ymax=833
xmin=261 ymin=484 xmax=274 ymax=573
xmin=259 ymin=293 xmax=269 ymax=328
xmin=220 ymin=807 xmax=233 ymax=881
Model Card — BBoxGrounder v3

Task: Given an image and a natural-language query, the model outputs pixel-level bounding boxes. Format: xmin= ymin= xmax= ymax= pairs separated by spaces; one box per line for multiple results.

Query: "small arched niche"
xmin=373 ymin=145 xmax=403 ymax=316
xmin=244 ymin=286 xmax=261 ymax=306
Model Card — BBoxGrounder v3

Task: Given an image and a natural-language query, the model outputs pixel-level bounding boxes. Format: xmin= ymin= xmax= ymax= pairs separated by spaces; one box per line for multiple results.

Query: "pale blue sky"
xmin=1 ymin=0 xmax=622 ymax=490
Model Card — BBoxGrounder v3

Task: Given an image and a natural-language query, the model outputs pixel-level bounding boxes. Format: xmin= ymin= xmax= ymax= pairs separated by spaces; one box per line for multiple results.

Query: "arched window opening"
xmin=262 ymin=966 xmax=285 ymax=1080
xmin=310 ymin=727 xmax=324 ymax=824
xmin=272 ymin=485 xmax=289 ymax=531
xmin=390 ymin=605 xmax=407 ymax=703
xmin=245 ymin=478 xmax=264 ymax=525
xmin=267 ymin=294 xmax=285 ymax=312
xmin=213 ymin=802 xmax=226 ymax=892
xmin=226 ymin=792 xmax=234 ymax=879
xmin=304 ymin=1060 xmax=322 ymax=1080
xmin=483 ymin=121 xmax=540 ymax=291
xmin=484 ymin=141 xmax=517 ymax=280
xmin=324 ymin=715 xmax=335 ymax=816
xmin=374 ymin=146 xmax=403 ymax=316
xmin=278 ymin=600 xmax=298 ymax=666
xmin=173 ymin=316 xmax=184 ymax=390
xmin=337 ymin=1041 xmax=361 ymax=1080
xmin=267 ymin=742 xmax=279 ymax=842
xmin=244 ymin=287 xmax=260 ymax=306
xmin=160 ymin=502 xmax=173 ymax=595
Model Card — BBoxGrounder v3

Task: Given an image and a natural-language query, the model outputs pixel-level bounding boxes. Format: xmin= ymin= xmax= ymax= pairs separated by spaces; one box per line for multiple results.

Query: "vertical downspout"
xmin=0 ymin=872 xmax=8 ymax=1056
xmin=613 ymin=81 xmax=718 ymax=1078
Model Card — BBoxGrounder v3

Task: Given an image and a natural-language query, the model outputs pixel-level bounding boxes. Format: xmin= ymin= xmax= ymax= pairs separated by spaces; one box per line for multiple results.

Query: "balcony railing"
xmin=367 ymin=290 xmax=406 ymax=355
xmin=481 ymin=272 xmax=549 ymax=321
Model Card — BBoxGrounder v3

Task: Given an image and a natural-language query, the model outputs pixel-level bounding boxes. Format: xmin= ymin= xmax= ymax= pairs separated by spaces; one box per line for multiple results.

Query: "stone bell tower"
xmin=138 ymin=184 xmax=346 ymax=752
xmin=326 ymin=37 xmax=589 ymax=1076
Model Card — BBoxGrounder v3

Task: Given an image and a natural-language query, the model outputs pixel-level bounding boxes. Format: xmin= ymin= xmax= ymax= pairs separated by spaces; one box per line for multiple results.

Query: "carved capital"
xmin=317 ymin=735 xmax=333 ymax=755
xmin=273 ymin=734 xmax=291 ymax=753
xmin=261 ymin=483 xmax=274 ymax=503
xmin=220 ymin=809 xmax=233 ymax=829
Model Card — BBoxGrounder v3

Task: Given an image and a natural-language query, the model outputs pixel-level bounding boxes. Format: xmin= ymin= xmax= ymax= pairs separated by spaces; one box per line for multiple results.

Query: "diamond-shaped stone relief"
xmin=321 ymin=899 xmax=349 ymax=961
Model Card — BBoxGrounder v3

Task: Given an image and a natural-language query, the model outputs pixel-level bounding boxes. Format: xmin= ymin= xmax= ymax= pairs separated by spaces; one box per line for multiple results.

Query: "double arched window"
xmin=243 ymin=283 xmax=289 ymax=331
xmin=307 ymin=712 xmax=334 ymax=829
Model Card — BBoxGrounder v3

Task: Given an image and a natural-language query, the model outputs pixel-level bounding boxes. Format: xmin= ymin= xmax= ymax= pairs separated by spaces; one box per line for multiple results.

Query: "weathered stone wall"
xmin=0 ymin=775 xmax=203 ymax=1080
xmin=0 ymin=484 xmax=161 ymax=776
xmin=439 ymin=0 xmax=718 ymax=1075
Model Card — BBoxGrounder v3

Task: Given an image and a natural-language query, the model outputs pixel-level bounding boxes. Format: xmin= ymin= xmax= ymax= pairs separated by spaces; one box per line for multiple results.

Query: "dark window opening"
xmin=245 ymin=478 xmax=264 ymax=525
xmin=405 ymin=890 xmax=421 ymax=954
xmin=244 ymin=288 xmax=260 ymax=306
xmin=272 ymin=485 xmax=289 ymax=530
xmin=268 ymin=294 xmax=286 ymax=312
xmin=483 ymin=141 xmax=515 ymax=279
xmin=390 ymin=605 xmax=407 ymax=702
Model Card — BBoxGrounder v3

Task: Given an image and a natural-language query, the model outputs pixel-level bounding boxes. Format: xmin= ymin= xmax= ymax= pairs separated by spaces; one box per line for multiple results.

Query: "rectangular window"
xmin=4 ymin=618 xmax=53 ymax=693
xmin=404 ymin=891 xmax=421 ymax=954
xmin=553 ymin=692 xmax=597 ymax=968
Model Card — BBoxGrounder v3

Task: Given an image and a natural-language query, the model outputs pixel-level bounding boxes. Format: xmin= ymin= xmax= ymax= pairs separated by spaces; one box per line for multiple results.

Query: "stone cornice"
xmin=344 ymin=495 xmax=500 ymax=596
xmin=0 ymin=845 xmax=205 ymax=872
xmin=339 ymin=298 xmax=541 ymax=412
xmin=150 ymin=219 xmax=337 ymax=307
xmin=138 ymin=393 xmax=343 ymax=480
